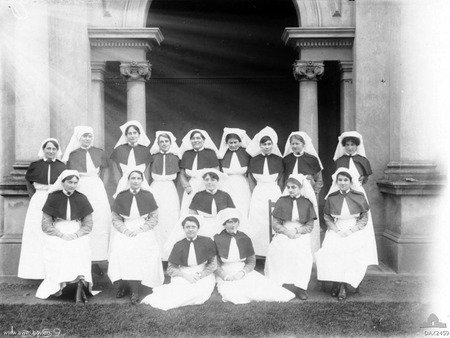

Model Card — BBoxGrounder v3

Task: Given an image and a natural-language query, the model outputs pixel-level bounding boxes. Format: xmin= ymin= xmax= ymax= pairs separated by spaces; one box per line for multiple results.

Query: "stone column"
xmin=293 ymin=61 xmax=324 ymax=150
xmin=339 ymin=61 xmax=355 ymax=132
xmin=91 ymin=62 xmax=106 ymax=148
xmin=120 ymin=61 xmax=151 ymax=132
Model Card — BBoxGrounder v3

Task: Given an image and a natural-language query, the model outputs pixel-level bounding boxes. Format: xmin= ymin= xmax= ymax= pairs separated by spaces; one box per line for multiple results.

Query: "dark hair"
xmin=202 ymin=172 xmax=219 ymax=181
xmin=225 ymin=133 xmax=241 ymax=143
xmin=341 ymin=136 xmax=360 ymax=147
xmin=128 ymin=170 xmax=144 ymax=180
xmin=182 ymin=216 xmax=200 ymax=228
xmin=290 ymin=134 xmax=305 ymax=145
xmin=125 ymin=125 xmax=140 ymax=135
xmin=158 ymin=133 xmax=171 ymax=143
xmin=42 ymin=140 xmax=59 ymax=150
xmin=190 ymin=130 xmax=205 ymax=140
xmin=286 ymin=177 xmax=302 ymax=188
xmin=337 ymin=171 xmax=352 ymax=182
xmin=62 ymin=175 xmax=79 ymax=183
xmin=260 ymin=136 xmax=272 ymax=144
xmin=223 ymin=217 xmax=239 ymax=226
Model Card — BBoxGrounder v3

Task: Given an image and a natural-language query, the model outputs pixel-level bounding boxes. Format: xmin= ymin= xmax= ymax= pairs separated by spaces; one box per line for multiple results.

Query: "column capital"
xmin=91 ymin=61 xmax=106 ymax=82
xmin=339 ymin=60 xmax=353 ymax=83
xmin=293 ymin=61 xmax=324 ymax=82
xmin=120 ymin=61 xmax=151 ymax=82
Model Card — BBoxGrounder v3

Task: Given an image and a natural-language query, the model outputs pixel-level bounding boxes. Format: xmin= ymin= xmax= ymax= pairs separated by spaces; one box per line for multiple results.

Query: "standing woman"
xmin=63 ymin=126 xmax=111 ymax=265
xmin=36 ymin=170 xmax=94 ymax=303
xmin=179 ymin=129 xmax=220 ymax=214
xmin=246 ymin=126 xmax=283 ymax=256
xmin=149 ymin=131 xmax=181 ymax=260
xmin=18 ymin=138 xmax=66 ymax=279
xmin=218 ymin=128 xmax=252 ymax=220
xmin=283 ymin=131 xmax=322 ymax=254
xmin=333 ymin=131 xmax=372 ymax=185
xmin=315 ymin=168 xmax=378 ymax=300
xmin=108 ymin=169 xmax=164 ymax=304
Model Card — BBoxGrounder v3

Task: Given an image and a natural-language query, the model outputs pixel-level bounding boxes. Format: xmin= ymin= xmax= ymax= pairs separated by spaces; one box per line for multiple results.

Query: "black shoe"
xmin=338 ymin=283 xmax=347 ymax=301
xmin=330 ymin=282 xmax=339 ymax=297
xmin=130 ymin=293 xmax=139 ymax=304
xmin=282 ymin=283 xmax=297 ymax=294
xmin=296 ymin=287 xmax=308 ymax=300
xmin=75 ymin=280 xmax=85 ymax=304
xmin=92 ymin=263 xmax=104 ymax=277
xmin=114 ymin=281 xmax=126 ymax=298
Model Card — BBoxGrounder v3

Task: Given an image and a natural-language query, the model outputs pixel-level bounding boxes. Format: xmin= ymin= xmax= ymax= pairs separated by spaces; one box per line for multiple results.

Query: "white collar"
xmin=128 ymin=142 xmax=138 ymax=147
xmin=293 ymin=151 xmax=304 ymax=157
xmin=340 ymin=189 xmax=351 ymax=194
xmin=44 ymin=157 xmax=56 ymax=162
xmin=80 ymin=146 xmax=91 ymax=150
xmin=130 ymin=188 xmax=141 ymax=194
xmin=194 ymin=147 xmax=205 ymax=152
xmin=62 ymin=189 xmax=73 ymax=196
xmin=345 ymin=152 xmax=356 ymax=157
xmin=206 ymin=189 xmax=217 ymax=195
xmin=187 ymin=236 xmax=198 ymax=242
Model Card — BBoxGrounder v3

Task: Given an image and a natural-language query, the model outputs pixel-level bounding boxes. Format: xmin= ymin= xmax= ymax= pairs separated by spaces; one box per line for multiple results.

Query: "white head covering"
xmin=47 ymin=170 xmax=80 ymax=194
xmin=114 ymin=120 xmax=151 ymax=149
xmin=196 ymin=168 xmax=228 ymax=191
xmin=218 ymin=127 xmax=252 ymax=159
xmin=245 ymin=126 xmax=282 ymax=157
xmin=283 ymin=131 xmax=323 ymax=170
xmin=149 ymin=131 xmax=180 ymax=158
xmin=283 ymin=173 xmax=318 ymax=208
xmin=217 ymin=208 xmax=242 ymax=226
xmin=38 ymin=138 xmax=62 ymax=160
xmin=333 ymin=131 xmax=367 ymax=161
xmin=113 ymin=167 xmax=152 ymax=199
xmin=325 ymin=167 xmax=363 ymax=198
xmin=179 ymin=129 xmax=220 ymax=157
xmin=62 ymin=126 xmax=94 ymax=163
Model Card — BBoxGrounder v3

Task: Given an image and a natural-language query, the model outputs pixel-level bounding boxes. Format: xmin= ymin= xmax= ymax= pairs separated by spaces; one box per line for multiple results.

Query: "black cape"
xmin=214 ymin=230 xmax=254 ymax=260
xmin=324 ymin=190 xmax=370 ymax=215
xmin=113 ymin=190 xmax=158 ymax=217
xmin=220 ymin=148 xmax=250 ymax=169
xmin=169 ymin=236 xmax=216 ymax=266
xmin=67 ymin=147 xmax=108 ymax=172
xmin=249 ymin=154 xmax=283 ymax=175
xmin=272 ymin=195 xmax=317 ymax=223
xmin=283 ymin=152 xmax=321 ymax=176
xmin=42 ymin=190 xmax=93 ymax=220
xmin=110 ymin=144 xmax=152 ymax=174
xmin=150 ymin=152 xmax=180 ymax=176
xmin=180 ymin=149 xmax=219 ymax=170
xmin=25 ymin=159 xmax=66 ymax=185
xmin=335 ymin=154 xmax=372 ymax=177
xmin=189 ymin=190 xmax=235 ymax=214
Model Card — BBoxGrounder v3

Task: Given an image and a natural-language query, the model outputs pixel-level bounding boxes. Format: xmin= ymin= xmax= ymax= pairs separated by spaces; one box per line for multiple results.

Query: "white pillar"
xmin=293 ymin=61 xmax=324 ymax=150
xmin=91 ymin=62 xmax=106 ymax=148
xmin=120 ymin=61 xmax=151 ymax=132
xmin=339 ymin=61 xmax=355 ymax=132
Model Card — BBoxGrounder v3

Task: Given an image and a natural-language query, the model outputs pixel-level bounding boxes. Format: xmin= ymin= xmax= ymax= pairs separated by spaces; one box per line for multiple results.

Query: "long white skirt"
xmin=315 ymin=217 xmax=375 ymax=288
xmin=108 ymin=217 xmax=164 ymax=288
xmin=180 ymin=175 xmax=203 ymax=215
xmin=265 ymin=232 xmax=313 ymax=290
xmin=36 ymin=220 xmax=93 ymax=299
xmin=217 ymin=261 xmax=295 ymax=304
xmin=150 ymin=178 xmax=180 ymax=260
xmin=77 ymin=174 xmax=111 ymax=261
xmin=222 ymin=174 xmax=251 ymax=219
xmin=247 ymin=181 xmax=281 ymax=256
xmin=18 ymin=187 xmax=49 ymax=279
xmin=141 ymin=264 xmax=215 ymax=311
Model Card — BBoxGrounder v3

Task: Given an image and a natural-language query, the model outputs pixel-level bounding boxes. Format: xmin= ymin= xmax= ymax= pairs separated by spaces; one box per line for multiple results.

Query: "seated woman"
xmin=189 ymin=169 xmax=235 ymax=238
xmin=315 ymin=168 xmax=377 ymax=300
xmin=36 ymin=170 xmax=94 ymax=303
xmin=214 ymin=208 xmax=295 ymax=304
xmin=108 ymin=169 xmax=164 ymax=304
xmin=18 ymin=138 xmax=66 ymax=280
xmin=141 ymin=215 xmax=217 ymax=311
xmin=264 ymin=174 xmax=317 ymax=300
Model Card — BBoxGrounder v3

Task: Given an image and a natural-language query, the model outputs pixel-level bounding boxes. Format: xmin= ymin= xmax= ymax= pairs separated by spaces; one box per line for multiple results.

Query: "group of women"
xmin=17 ymin=120 xmax=378 ymax=307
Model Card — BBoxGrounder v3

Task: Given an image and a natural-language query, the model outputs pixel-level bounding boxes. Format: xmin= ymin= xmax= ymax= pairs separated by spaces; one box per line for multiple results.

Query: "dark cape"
xmin=179 ymin=149 xmax=219 ymax=170
xmin=110 ymin=144 xmax=152 ymax=173
xmin=220 ymin=148 xmax=250 ymax=169
xmin=335 ymin=154 xmax=372 ymax=177
xmin=248 ymin=154 xmax=283 ymax=175
xmin=150 ymin=152 xmax=180 ymax=175
xmin=25 ymin=159 xmax=66 ymax=185
xmin=283 ymin=152 xmax=321 ymax=176
xmin=189 ymin=190 xmax=235 ymax=214
xmin=42 ymin=190 xmax=93 ymax=220
xmin=324 ymin=189 xmax=370 ymax=215
xmin=169 ymin=236 xmax=216 ymax=266
xmin=113 ymin=190 xmax=158 ymax=217
xmin=66 ymin=147 xmax=108 ymax=172
xmin=214 ymin=230 xmax=254 ymax=260
xmin=272 ymin=195 xmax=317 ymax=223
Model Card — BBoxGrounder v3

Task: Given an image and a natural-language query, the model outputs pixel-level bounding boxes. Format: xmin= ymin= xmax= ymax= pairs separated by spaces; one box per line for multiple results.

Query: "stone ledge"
xmin=88 ymin=27 xmax=164 ymax=50
xmin=377 ymin=179 xmax=445 ymax=195
xmin=282 ymin=27 xmax=355 ymax=49
xmin=382 ymin=229 xmax=434 ymax=244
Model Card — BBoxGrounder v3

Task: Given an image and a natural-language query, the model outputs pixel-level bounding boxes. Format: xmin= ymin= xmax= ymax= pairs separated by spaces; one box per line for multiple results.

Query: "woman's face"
xmin=224 ymin=218 xmax=239 ymax=234
xmin=62 ymin=177 xmax=79 ymax=193
xmin=226 ymin=138 xmax=240 ymax=151
xmin=260 ymin=140 xmax=273 ymax=155
xmin=126 ymin=127 xmax=140 ymax=145
xmin=43 ymin=142 xmax=58 ymax=160
xmin=80 ymin=133 xmax=93 ymax=148
xmin=158 ymin=136 xmax=171 ymax=152
xmin=183 ymin=220 xmax=199 ymax=239
xmin=190 ymin=132 xmax=205 ymax=150
xmin=290 ymin=138 xmax=305 ymax=154
xmin=337 ymin=174 xmax=351 ymax=191
xmin=129 ymin=172 xmax=143 ymax=190
xmin=286 ymin=182 xmax=301 ymax=198
xmin=203 ymin=175 xmax=218 ymax=192
xmin=344 ymin=140 xmax=357 ymax=155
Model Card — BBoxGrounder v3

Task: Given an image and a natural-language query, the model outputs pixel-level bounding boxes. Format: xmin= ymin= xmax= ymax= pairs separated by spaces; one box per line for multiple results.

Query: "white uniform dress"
xmin=141 ymin=240 xmax=216 ymax=311
xmin=108 ymin=196 xmax=164 ymax=288
xmin=216 ymin=236 xmax=295 ymax=304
